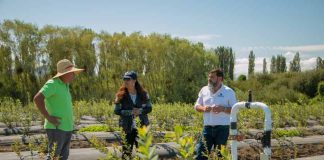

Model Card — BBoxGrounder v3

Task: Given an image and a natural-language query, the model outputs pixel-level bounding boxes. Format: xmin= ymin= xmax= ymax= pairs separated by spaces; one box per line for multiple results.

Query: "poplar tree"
xmin=248 ymin=50 xmax=255 ymax=77
xmin=289 ymin=52 xmax=301 ymax=72
xmin=263 ymin=58 xmax=267 ymax=74
xmin=316 ymin=57 xmax=324 ymax=70
xmin=214 ymin=46 xmax=235 ymax=80
xmin=270 ymin=56 xmax=276 ymax=73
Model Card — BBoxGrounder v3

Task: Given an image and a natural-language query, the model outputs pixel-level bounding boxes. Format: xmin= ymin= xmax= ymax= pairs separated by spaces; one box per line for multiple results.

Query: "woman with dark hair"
xmin=114 ymin=71 xmax=152 ymax=158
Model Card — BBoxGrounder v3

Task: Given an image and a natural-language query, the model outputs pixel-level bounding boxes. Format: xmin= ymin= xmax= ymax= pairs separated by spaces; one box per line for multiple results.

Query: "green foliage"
xmin=174 ymin=126 xmax=195 ymax=159
xmin=89 ymin=136 xmax=121 ymax=160
xmin=316 ymin=57 xmax=324 ymax=70
xmin=49 ymin=142 xmax=60 ymax=160
xmin=0 ymin=20 xmax=218 ymax=104
xmin=236 ymin=102 xmax=324 ymax=131
xmin=0 ymin=97 xmax=23 ymax=128
xmin=214 ymin=46 xmax=235 ymax=80
xmin=289 ymin=52 xmax=301 ymax=72
xmin=2 ymin=97 xmax=323 ymax=136
xmin=20 ymin=104 xmax=35 ymax=136
xmin=273 ymin=129 xmax=301 ymax=137
xmin=318 ymin=81 xmax=324 ymax=96
xmin=270 ymin=55 xmax=286 ymax=73
xmin=78 ymin=124 xmax=109 ymax=132
xmin=255 ymin=73 xmax=274 ymax=86
xmin=1 ymin=19 xmax=322 ymax=105
xmin=136 ymin=126 xmax=158 ymax=160
xmin=73 ymin=100 xmax=120 ymax=131
xmin=310 ymin=81 xmax=324 ymax=104
xmin=150 ymin=103 xmax=202 ymax=131
xmin=291 ymin=69 xmax=324 ymax=97
xmin=11 ymin=136 xmax=48 ymax=160
xmin=232 ymin=69 xmax=324 ymax=103
xmin=11 ymin=140 xmax=24 ymax=160
xmin=237 ymin=74 xmax=246 ymax=81
xmin=2 ymin=98 xmax=323 ymax=159
xmin=270 ymin=56 xmax=276 ymax=73
xmin=263 ymin=58 xmax=268 ymax=74
xmin=276 ymin=55 xmax=287 ymax=73
xmin=219 ymin=145 xmax=231 ymax=160
xmin=248 ymin=50 xmax=255 ymax=78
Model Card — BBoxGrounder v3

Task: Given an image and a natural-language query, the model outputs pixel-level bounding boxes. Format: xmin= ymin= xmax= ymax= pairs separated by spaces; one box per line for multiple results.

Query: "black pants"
xmin=122 ymin=129 xmax=138 ymax=159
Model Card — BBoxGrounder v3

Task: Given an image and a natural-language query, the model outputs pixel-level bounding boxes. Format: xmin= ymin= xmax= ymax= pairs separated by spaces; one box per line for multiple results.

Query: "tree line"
xmin=0 ymin=20 xmax=220 ymax=104
xmin=0 ymin=20 xmax=323 ymax=104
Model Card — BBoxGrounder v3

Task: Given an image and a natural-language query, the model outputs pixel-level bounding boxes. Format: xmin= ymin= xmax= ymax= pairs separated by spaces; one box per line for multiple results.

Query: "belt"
xmin=204 ymin=125 xmax=218 ymax=127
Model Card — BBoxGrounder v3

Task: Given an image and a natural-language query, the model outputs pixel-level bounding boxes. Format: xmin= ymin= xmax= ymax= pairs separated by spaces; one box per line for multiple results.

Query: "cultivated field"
xmin=0 ymin=98 xmax=323 ymax=159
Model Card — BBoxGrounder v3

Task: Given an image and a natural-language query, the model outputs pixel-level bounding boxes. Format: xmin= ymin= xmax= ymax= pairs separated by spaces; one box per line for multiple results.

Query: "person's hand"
xmin=132 ymin=108 xmax=141 ymax=116
xmin=204 ymin=106 xmax=212 ymax=112
xmin=212 ymin=105 xmax=225 ymax=114
xmin=46 ymin=116 xmax=61 ymax=126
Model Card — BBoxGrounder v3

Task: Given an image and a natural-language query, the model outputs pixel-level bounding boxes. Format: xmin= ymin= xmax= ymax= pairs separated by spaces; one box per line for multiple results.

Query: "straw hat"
xmin=53 ymin=59 xmax=84 ymax=79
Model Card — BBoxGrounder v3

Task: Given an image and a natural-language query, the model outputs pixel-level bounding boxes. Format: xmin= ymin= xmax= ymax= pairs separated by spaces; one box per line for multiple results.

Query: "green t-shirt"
xmin=40 ymin=78 xmax=73 ymax=131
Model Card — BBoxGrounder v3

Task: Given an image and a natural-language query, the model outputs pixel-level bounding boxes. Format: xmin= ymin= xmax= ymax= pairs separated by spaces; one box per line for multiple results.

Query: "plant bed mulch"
xmin=237 ymin=135 xmax=324 ymax=159
xmin=0 ymin=136 xmax=323 ymax=160
xmin=0 ymin=132 xmax=324 ymax=160
xmin=1 ymin=123 xmax=324 ymax=137
xmin=1 ymin=127 xmax=324 ymax=150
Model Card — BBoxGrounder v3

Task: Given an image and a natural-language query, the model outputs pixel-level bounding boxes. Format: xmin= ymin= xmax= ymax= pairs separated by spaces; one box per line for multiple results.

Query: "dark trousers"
xmin=195 ymin=125 xmax=229 ymax=160
xmin=46 ymin=129 xmax=72 ymax=160
xmin=122 ymin=129 xmax=138 ymax=159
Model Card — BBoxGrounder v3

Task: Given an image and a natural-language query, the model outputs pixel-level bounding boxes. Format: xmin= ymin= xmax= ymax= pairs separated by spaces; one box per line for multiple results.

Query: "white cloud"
xmin=171 ymin=34 xmax=221 ymax=49
xmin=239 ymin=44 xmax=324 ymax=61
xmin=283 ymin=52 xmax=318 ymax=70
xmin=244 ymin=44 xmax=324 ymax=53
xmin=235 ymin=58 xmax=248 ymax=76
xmin=234 ymin=44 xmax=324 ymax=76
xmin=283 ymin=51 xmax=296 ymax=62
xmin=300 ymin=57 xmax=317 ymax=71
xmin=275 ymin=44 xmax=324 ymax=52
xmin=234 ymin=56 xmax=318 ymax=77
xmin=235 ymin=57 xmax=268 ymax=77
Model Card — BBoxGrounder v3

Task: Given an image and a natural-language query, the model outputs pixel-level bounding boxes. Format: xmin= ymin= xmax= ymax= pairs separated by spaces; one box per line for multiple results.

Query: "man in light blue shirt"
xmin=194 ymin=68 xmax=237 ymax=160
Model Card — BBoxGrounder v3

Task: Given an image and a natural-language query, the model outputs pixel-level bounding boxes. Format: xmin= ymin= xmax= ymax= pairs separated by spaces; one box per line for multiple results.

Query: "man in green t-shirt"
xmin=34 ymin=59 xmax=84 ymax=160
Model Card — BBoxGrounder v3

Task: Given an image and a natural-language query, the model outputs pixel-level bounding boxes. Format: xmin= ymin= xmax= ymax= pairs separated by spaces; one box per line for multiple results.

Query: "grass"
xmin=273 ymin=128 xmax=302 ymax=137
xmin=78 ymin=124 xmax=110 ymax=133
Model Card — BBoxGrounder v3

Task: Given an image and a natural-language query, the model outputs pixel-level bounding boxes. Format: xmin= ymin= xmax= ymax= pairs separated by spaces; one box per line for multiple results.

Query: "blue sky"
xmin=1 ymin=0 xmax=323 ymax=76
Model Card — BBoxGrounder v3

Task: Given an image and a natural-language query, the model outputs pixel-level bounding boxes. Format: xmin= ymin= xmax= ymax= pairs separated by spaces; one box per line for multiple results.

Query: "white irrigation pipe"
xmin=230 ymin=97 xmax=272 ymax=160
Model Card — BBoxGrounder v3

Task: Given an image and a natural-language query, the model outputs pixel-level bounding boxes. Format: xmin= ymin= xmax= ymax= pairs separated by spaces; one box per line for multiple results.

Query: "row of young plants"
xmin=11 ymin=125 xmax=323 ymax=160
xmin=1 ymin=97 xmax=322 ymax=159
xmin=11 ymin=125 xmax=230 ymax=160
xmin=1 ymin=97 xmax=323 ymax=137
xmin=99 ymin=125 xmax=230 ymax=160
xmin=11 ymin=124 xmax=316 ymax=160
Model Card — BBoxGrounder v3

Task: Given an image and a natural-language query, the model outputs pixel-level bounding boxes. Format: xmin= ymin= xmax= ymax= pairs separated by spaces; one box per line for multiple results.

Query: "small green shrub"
xmin=273 ymin=129 xmax=301 ymax=137
xmin=78 ymin=125 xmax=109 ymax=132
